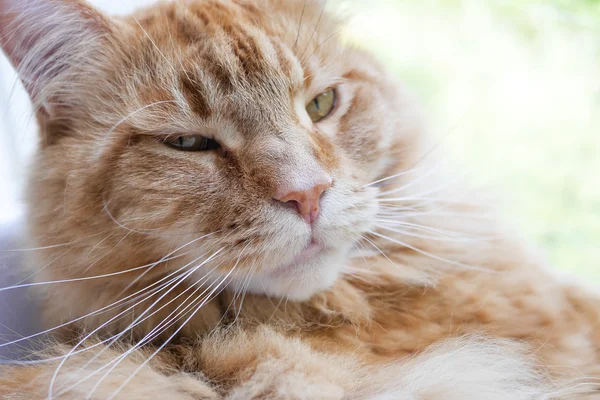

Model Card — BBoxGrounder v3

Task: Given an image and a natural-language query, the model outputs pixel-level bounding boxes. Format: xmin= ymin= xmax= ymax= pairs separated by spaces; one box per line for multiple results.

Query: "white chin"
xmin=235 ymin=250 xmax=345 ymax=301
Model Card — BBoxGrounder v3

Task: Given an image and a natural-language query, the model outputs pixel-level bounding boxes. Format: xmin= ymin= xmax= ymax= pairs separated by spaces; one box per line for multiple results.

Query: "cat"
xmin=0 ymin=0 xmax=599 ymax=398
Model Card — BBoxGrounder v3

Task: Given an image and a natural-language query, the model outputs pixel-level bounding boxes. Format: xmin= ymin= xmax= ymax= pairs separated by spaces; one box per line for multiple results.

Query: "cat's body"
xmin=0 ymin=0 xmax=598 ymax=398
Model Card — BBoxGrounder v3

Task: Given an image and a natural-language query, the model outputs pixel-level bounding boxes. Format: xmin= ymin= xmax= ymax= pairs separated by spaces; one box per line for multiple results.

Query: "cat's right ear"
xmin=0 ymin=0 xmax=113 ymax=116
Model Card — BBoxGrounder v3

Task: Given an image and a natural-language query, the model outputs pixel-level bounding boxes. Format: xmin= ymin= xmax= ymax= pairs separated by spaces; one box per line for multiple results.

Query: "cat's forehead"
xmin=115 ymin=0 xmax=344 ymax=142
xmin=128 ymin=1 xmax=337 ymax=103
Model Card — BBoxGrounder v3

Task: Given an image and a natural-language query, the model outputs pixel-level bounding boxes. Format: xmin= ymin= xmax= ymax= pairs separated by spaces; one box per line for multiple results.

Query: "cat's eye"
xmin=306 ymin=88 xmax=337 ymax=123
xmin=164 ymin=135 xmax=220 ymax=151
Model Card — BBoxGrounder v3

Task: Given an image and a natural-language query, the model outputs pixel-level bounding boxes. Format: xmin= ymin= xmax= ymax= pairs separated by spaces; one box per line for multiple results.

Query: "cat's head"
xmin=1 ymin=0 xmax=423 ymax=300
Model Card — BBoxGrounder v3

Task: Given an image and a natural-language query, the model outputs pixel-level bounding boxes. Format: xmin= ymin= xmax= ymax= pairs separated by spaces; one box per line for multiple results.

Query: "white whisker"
xmin=360 ymin=235 xmax=400 ymax=270
xmin=0 ymin=242 xmax=78 ymax=252
xmin=368 ymin=231 xmax=495 ymax=273
xmin=375 ymin=224 xmax=501 ymax=243
xmin=0 ymin=253 xmax=186 ymax=293
xmin=1 ymin=230 xmax=221 ymax=352
xmin=362 ymin=167 xmax=422 ymax=188
xmin=132 ymin=16 xmax=178 ymax=75
xmin=371 ymin=219 xmax=465 ymax=237
xmin=105 ymin=264 xmax=239 ymax=400
xmin=80 ymin=261 xmax=228 ymax=399
xmin=117 ymin=231 xmax=222 ymax=295
xmin=58 ymin=250 xmax=224 ymax=380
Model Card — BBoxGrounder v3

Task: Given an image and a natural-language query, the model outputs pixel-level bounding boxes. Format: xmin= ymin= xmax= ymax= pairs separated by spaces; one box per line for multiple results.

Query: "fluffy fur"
xmin=0 ymin=0 xmax=599 ymax=398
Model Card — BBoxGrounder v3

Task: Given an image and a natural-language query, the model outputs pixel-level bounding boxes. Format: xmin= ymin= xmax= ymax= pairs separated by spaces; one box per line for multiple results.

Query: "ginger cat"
xmin=0 ymin=0 xmax=598 ymax=398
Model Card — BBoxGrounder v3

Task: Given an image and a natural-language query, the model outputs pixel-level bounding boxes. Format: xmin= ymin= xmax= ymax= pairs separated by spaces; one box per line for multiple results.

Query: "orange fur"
xmin=0 ymin=0 xmax=599 ymax=398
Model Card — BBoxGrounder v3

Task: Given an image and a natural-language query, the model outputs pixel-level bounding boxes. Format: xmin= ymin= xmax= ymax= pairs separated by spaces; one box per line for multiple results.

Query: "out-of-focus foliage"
xmin=340 ymin=0 xmax=600 ymax=280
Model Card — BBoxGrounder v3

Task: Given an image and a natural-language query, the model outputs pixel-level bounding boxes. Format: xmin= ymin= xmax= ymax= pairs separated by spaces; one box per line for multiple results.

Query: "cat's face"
xmin=2 ymin=0 xmax=418 ymax=300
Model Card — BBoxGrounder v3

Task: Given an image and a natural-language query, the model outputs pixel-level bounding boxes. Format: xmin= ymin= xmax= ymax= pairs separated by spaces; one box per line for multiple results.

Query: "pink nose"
xmin=274 ymin=182 xmax=330 ymax=225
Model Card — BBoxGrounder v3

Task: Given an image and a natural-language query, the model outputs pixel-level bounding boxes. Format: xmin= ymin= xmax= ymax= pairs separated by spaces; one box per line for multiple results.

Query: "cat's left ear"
xmin=0 ymin=0 xmax=113 ymax=116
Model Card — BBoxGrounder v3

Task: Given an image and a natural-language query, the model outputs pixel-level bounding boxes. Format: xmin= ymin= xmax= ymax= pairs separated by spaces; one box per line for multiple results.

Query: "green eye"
xmin=306 ymin=88 xmax=337 ymax=123
xmin=164 ymin=135 xmax=220 ymax=151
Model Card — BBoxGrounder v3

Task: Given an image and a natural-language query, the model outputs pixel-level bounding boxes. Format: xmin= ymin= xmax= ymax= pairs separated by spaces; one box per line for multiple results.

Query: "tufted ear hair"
xmin=0 ymin=0 xmax=113 ymax=116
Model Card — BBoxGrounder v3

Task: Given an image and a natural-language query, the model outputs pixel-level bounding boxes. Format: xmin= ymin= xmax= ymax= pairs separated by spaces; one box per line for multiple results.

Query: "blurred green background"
xmin=341 ymin=0 xmax=599 ymax=281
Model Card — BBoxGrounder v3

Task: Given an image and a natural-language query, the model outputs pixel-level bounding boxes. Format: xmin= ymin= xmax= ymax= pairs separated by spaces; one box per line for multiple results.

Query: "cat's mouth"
xmin=268 ymin=239 xmax=326 ymax=278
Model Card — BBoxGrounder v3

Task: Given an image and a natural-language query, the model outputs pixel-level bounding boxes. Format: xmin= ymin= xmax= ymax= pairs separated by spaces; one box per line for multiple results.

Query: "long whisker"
xmin=377 ymin=163 xmax=453 ymax=198
xmin=101 ymin=100 xmax=183 ymax=140
xmin=0 ymin=234 xmax=217 ymax=351
xmin=377 ymin=195 xmax=482 ymax=207
xmin=0 ymin=253 xmax=188 ymax=293
xmin=300 ymin=0 xmax=327 ymax=59
xmin=0 ymin=242 xmax=80 ymax=252
xmin=2 ymin=274 xmax=187 ymax=365
xmin=226 ymin=240 xmax=256 ymax=322
xmin=7 ymin=248 xmax=70 ymax=287
xmin=293 ymin=1 xmax=307 ymax=50
xmin=303 ymin=27 xmax=343 ymax=62
xmin=48 ymin=250 xmax=224 ymax=399
xmin=132 ymin=16 xmax=177 ymax=75
xmin=17 ymin=284 xmax=180 ymax=361
xmin=265 ymin=286 xmax=288 ymax=324
xmin=126 ymin=256 xmax=231 ymax=345
xmin=117 ymin=231 xmax=222 ymax=296
xmin=234 ymin=256 xmax=259 ymax=323
xmin=374 ymin=224 xmax=502 ymax=243
xmin=351 ymin=240 xmax=378 ymax=261
xmin=362 ymin=166 xmax=423 ymax=188
xmin=371 ymin=219 xmax=464 ymax=237
xmin=368 ymin=231 xmax=495 ymax=273
xmin=106 ymin=265 xmax=239 ymax=400
xmin=85 ymin=233 xmax=113 ymax=258
xmin=49 ymin=249 xmax=222 ymax=396
xmin=137 ymin=266 xmax=223 ymax=342
xmin=360 ymin=235 xmax=399 ymax=269
xmin=78 ymin=258 xmax=229 ymax=398
xmin=377 ymin=202 xmax=489 ymax=222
